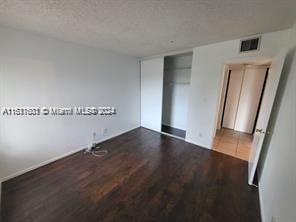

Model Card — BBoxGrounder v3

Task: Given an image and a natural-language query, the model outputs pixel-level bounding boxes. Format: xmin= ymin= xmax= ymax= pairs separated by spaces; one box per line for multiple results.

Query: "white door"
xmin=248 ymin=53 xmax=286 ymax=185
xmin=234 ymin=66 xmax=267 ymax=133
xmin=222 ymin=69 xmax=244 ymax=129
xmin=140 ymin=58 xmax=164 ymax=132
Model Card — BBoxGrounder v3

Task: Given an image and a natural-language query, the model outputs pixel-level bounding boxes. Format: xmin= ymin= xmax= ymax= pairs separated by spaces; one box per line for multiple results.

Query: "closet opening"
xmin=161 ymin=52 xmax=193 ymax=139
xmin=214 ymin=61 xmax=270 ymax=161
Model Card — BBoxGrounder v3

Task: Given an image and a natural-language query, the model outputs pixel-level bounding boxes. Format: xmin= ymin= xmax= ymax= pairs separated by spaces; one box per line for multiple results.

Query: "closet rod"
xmin=164 ymin=67 xmax=192 ymax=71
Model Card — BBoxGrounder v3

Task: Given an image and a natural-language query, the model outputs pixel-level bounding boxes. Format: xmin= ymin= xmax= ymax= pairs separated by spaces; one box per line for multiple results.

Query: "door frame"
xmin=220 ymin=69 xmax=231 ymax=128
xmin=248 ymin=52 xmax=286 ymax=185
xmin=214 ymin=55 xmax=285 ymax=185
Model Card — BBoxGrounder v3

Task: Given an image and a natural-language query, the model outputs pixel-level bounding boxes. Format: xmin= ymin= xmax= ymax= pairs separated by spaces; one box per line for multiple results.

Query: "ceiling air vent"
xmin=240 ymin=37 xmax=260 ymax=52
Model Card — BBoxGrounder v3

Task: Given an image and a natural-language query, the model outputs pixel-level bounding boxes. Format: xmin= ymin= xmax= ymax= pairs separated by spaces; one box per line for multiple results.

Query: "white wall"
xmin=140 ymin=58 xmax=164 ymax=132
xmin=162 ymin=53 xmax=192 ymax=130
xmin=186 ymin=29 xmax=289 ymax=148
xmin=0 ymin=25 xmax=140 ymax=181
xmin=258 ymin=25 xmax=296 ymax=222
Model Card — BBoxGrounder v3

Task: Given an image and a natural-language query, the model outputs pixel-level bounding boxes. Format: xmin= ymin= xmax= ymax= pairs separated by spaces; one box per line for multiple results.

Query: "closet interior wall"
xmin=161 ymin=53 xmax=192 ymax=133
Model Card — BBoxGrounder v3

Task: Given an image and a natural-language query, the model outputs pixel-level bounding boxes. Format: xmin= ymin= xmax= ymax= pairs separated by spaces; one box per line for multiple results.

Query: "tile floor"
xmin=213 ymin=128 xmax=253 ymax=161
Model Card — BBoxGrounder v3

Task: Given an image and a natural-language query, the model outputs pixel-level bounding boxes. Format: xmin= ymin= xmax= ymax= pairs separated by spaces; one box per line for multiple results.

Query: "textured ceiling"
xmin=0 ymin=0 xmax=295 ymax=57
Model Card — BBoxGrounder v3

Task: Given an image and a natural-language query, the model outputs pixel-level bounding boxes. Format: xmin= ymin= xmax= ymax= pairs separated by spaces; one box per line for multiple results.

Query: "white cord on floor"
xmin=84 ymin=145 xmax=108 ymax=157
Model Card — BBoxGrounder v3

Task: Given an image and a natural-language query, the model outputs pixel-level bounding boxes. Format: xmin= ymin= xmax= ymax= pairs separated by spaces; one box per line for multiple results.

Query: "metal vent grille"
xmin=240 ymin=37 xmax=260 ymax=52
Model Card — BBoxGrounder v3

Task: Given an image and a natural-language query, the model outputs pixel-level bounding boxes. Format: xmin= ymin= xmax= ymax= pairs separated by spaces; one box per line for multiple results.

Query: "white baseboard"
xmin=161 ymin=122 xmax=186 ymax=131
xmin=0 ymin=126 xmax=139 ymax=182
xmin=258 ymin=186 xmax=266 ymax=222
xmin=140 ymin=126 xmax=161 ymax=134
xmin=185 ymin=138 xmax=210 ymax=150
xmin=1 ymin=147 xmax=86 ymax=183
xmin=140 ymin=126 xmax=211 ymax=150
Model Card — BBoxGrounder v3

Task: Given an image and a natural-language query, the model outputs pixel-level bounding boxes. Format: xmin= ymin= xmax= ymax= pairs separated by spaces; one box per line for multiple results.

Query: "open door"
xmin=140 ymin=57 xmax=164 ymax=132
xmin=248 ymin=52 xmax=286 ymax=185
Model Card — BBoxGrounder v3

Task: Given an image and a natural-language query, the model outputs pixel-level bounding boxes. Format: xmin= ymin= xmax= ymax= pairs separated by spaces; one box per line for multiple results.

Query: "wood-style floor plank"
xmin=1 ymin=127 xmax=261 ymax=222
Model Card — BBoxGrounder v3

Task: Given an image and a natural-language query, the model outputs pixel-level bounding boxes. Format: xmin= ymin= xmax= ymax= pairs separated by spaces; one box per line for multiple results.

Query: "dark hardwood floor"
xmin=1 ymin=127 xmax=261 ymax=222
xmin=162 ymin=125 xmax=186 ymax=138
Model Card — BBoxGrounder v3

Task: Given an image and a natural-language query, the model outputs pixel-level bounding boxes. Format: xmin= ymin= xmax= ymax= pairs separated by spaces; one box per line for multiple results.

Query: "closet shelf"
xmin=169 ymin=82 xmax=190 ymax=85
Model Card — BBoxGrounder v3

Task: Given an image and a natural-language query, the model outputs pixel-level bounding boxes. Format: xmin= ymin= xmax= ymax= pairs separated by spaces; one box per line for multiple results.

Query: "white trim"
xmin=1 ymin=148 xmax=86 ymax=182
xmin=142 ymin=125 xmax=187 ymax=141
xmin=140 ymin=126 xmax=161 ymax=134
xmin=258 ymin=186 xmax=266 ymax=222
xmin=141 ymin=126 xmax=212 ymax=149
xmin=0 ymin=126 xmax=139 ymax=182
xmin=185 ymin=139 xmax=210 ymax=150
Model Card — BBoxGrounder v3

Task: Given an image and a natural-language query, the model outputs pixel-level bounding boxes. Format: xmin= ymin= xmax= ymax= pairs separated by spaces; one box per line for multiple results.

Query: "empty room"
xmin=0 ymin=1 xmax=295 ymax=222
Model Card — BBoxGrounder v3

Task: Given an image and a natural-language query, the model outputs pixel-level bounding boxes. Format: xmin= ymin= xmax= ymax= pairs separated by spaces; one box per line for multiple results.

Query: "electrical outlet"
xmin=103 ymin=128 xmax=108 ymax=135
xmin=199 ymin=133 xmax=203 ymax=137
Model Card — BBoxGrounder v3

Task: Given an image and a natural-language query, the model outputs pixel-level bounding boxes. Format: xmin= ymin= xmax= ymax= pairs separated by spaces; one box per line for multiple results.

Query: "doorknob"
xmin=255 ymin=128 xmax=265 ymax=134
